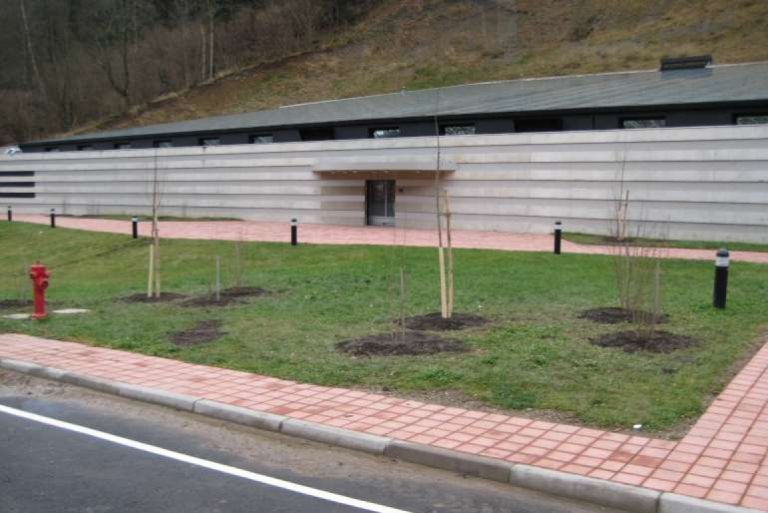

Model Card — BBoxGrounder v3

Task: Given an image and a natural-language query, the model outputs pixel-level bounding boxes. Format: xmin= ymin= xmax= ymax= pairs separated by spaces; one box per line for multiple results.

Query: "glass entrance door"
xmin=366 ymin=180 xmax=395 ymax=227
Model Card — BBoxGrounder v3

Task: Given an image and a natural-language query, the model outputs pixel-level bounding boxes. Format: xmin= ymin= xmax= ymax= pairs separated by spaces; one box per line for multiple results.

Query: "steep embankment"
xmin=93 ymin=0 xmax=768 ymax=132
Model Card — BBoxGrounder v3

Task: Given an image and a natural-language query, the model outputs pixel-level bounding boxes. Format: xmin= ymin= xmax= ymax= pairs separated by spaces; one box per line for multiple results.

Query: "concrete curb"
xmin=1 ymin=357 xmax=763 ymax=513
xmin=384 ymin=440 xmax=511 ymax=483
xmin=658 ymin=493 xmax=766 ymax=513
xmin=281 ymin=418 xmax=390 ymax=455
xmin=193 ymin=399 xmax=285 ymax=432
xmin=509 ymin=464 xmax=660 ymax=513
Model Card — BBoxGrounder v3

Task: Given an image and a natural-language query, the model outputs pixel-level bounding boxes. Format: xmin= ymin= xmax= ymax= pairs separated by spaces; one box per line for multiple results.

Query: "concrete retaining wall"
xmin=2 ymin=125 xmax=767 ymax=242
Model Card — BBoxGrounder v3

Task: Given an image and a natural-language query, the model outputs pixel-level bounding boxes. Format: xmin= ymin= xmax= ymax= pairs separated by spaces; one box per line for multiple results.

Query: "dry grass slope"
xmin=93 ymin=0 xmax=768 ymax=132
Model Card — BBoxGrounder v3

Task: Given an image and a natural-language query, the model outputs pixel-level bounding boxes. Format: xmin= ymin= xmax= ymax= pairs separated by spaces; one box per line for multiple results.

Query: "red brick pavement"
xmin=12 ymin=215 xmax=768 ymax=265
xmin=2 ymin=333 xmax=768 ymax=510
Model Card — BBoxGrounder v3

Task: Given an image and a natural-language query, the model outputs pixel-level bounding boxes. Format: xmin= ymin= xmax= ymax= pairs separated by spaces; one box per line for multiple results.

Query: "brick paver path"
xmin=2 ymin=333 xmax=768 ymax=510
xmin=12 ymin=215 xmax=768 ymax=265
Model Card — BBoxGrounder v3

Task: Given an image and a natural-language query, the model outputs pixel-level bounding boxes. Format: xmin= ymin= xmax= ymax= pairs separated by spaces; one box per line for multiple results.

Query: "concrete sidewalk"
xmin=12 ymin=215 xmax=768 ymax=265
xmin=1 ymin=333 xmax=768 ymax=512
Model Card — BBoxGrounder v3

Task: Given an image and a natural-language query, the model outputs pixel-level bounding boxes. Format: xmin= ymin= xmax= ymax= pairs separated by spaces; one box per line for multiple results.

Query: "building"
xmin=4 ymin=58 xmax=768 ymax=242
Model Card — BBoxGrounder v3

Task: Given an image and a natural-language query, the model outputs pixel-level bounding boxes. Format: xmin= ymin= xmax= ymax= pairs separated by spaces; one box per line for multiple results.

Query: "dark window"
xmin=515 ymin=119 xmax=563 ymax=132
xmin=300 ymin=128 xmax=335 ymax=141
xmin=249 ymin=134 xmax=274 ymax=144
xmin=621 ymin=118 xmax=666 ymax=129
xmin=735 ymin=114 xmax=768 ymax=125
xmin=199 ymin=137 xmax=221 ymax=146
xmin=77 ymin=145 xmax=94 ymax=151
xmin=154 ymin=140 xmax=173 ymax=148
xmin=44 ymin=147 xmax=60 ymax=152
xmin=1 ymin=170 xmax=36 ymax=198
xmin=114 ymin=142 xmax=132 ymax=150
xmin=0 ymin=181 xmax=34 ymax=188
xmin=0 ymin=192 xmax=35 ymax=198
xmin=441 ymin=124 xmax=476 ymax=136
xmin=0 ymin=171 xmax=34 ymax=177
xmin=370 ymin=127 xmax=401 ymax=139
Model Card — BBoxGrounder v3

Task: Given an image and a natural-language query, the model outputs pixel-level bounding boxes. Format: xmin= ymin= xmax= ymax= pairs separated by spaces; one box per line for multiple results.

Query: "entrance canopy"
xmin=313 ymin=156 xmax=456 ymax=174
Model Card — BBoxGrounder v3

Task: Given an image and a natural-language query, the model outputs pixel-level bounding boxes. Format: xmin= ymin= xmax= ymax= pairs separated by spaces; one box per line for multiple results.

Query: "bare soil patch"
xmin=337 ymin=331 xmax=468 ymax=357
xmin=592 ymin=330 xmax=698 ymax=354
xmin=121 ymin=293 xmax=187 ymax=304
xmin=170 ymin=320 xmax=226 ymax=347
xmin=579 ymin=307 xmax=669 ymax=325
xmin=400 ymin=312 xmax=489 ymax=331
xmin=0 ymin=299 xmax=32 ymax=309
xmin=181 ymin=287 xmax=269 ymax=308
xmin=220 ymin=286 xmax=268 ymax=298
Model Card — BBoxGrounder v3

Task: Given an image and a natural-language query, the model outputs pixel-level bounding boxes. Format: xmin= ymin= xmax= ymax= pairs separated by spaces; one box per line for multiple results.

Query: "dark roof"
xmin=31 ymin=62 xmax=768 ymax=144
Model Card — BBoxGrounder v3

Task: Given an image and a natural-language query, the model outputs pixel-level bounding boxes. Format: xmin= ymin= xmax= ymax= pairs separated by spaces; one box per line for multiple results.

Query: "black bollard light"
xmin=554 ymin=221 xmax=562 ymax=255
xmin=291 ymin=218 xmax=298 ymax=246
xmin=6 ymin=206 xmax=11 ymax=222
xmin=50 ymin=208 xmax=56 ymax=228
xmin=132 ymin=216 xmax=139 ymax=239
xmin=713 ymin=248 xmax=729 ymax=309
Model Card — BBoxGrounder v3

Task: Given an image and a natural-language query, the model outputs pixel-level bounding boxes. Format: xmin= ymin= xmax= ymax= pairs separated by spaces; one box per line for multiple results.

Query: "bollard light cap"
xmin=716 ymin=248 xmax=729 ymax=267
xmin=132 ymin=216 xmax=139 ymax=221
xmin=291 ymin=218 xmax=298 ymax=225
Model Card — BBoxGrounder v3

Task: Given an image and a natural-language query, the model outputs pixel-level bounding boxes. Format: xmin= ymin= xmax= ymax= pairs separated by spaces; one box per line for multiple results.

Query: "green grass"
xmin=1 ymin=222 xmax=766 ymax=433
xmin=564 ymin=232 xmax=768 ymax=253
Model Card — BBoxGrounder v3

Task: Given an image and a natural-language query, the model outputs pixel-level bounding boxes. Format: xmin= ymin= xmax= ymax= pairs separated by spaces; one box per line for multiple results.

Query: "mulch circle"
xmin=170 ymin=320 xmax=226 ymax=347
xmin=400 ymin=312 xmax=489 ymax=331
xmin=121 ymin=293 xmax=187 ymax=304
xmin=180 ymin=286 xmax=269 ymax=308
xmin=579 ymin=307 xmax=669 ymax=325
xmin=0 ymin=299 xmax=32 ymax=309
xmin=336 ymin=331 xmax=468 ymax=357
xmin=220 ymin=286 xmax=268 ymax=298
xmin=591 ymin=330 xmax=698 ymax=354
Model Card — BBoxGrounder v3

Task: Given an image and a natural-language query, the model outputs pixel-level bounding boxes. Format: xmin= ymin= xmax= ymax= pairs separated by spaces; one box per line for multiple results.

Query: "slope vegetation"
xmin=94 ymin=0 xmax=768 ymax=132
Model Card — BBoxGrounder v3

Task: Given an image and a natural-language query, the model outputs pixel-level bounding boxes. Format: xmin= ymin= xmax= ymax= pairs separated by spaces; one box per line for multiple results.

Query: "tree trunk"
xmin=208 ymin=4 xmax=215 ymax=80
xmin=19 ymin=0 xmax=47 ymax=102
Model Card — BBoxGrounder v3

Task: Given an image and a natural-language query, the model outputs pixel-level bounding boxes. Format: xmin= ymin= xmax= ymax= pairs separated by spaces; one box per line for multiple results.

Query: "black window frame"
xmin=514 ymin=118 xmax=564 ymax=133
xmin=77 ymin=144 xmax=94 ymax=151
xmin=734 ymin=113 xmax=768 ymax=126
xmin=199 ymin=137 xmax=221 ymax=147
xmin=440 ymin=124 xmax=476 ymax=136
xmin=299 ymin=127 xmax=336 ymax=142
xmin=369 ymin=127 xmax=401 ymax=139
xmin=620 ymin=117 xmax=667 ymax=129
xmin=249 ymin=133 xmax=274 ymax=144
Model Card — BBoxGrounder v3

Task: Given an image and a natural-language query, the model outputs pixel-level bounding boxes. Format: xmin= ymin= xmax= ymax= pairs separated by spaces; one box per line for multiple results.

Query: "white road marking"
xmin=0 ymin=404 xmax=413 ymax=513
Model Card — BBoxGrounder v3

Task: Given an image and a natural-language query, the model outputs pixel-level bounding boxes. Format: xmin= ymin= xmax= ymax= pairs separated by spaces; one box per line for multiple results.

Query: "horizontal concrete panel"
xmin=30 ymin=170 xmax=317 ymax=182
xmin=457 ymin=149 xmax=768 ymax=165
xmin=400 ymin=181 xmax=768 ymax=203
xmin=320 ymin=186 xmax=364 ymax=196
xmin=319 ymin=201 xmax=365 ymax=211
xmin=36 ymin=183 xmax=322 ymax=195
xmin=399 ymin=196 xmax=768 ymax=226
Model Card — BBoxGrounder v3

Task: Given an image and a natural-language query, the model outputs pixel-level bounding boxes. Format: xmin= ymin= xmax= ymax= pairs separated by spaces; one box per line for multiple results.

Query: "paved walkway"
xmin=12 ymin=215 xmax=768 ymax=264
xmin=1 ymin=333 xmax=768 ymax=510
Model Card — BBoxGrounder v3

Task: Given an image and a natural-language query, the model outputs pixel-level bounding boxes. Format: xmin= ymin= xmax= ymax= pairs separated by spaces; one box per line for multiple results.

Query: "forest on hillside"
xmin=0 ymin=0 xmax=380 ymax=145
xmin=2 ymin=0 xmax=766 ymax=146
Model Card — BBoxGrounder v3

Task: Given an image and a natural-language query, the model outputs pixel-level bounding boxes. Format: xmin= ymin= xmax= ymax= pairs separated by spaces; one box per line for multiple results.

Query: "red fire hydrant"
xmin=29 ymin=262 xmax=50 ymax=320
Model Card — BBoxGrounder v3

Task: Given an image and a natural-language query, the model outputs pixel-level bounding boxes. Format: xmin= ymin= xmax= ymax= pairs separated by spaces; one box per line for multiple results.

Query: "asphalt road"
xmin=0 ymin=370 xmax=626 ymax=513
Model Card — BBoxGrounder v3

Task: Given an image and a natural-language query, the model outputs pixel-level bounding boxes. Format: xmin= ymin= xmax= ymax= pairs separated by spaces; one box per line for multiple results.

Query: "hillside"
xmin=71 ymin=0 xmax=768 ymax=135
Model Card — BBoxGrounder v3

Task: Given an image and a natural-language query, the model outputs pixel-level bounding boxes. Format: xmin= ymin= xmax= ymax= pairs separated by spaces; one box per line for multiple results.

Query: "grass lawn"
xmin=1 ymin=222 xmax=766 ymax=433
xmin=564 ymin=232 xmax=768 ymax=253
